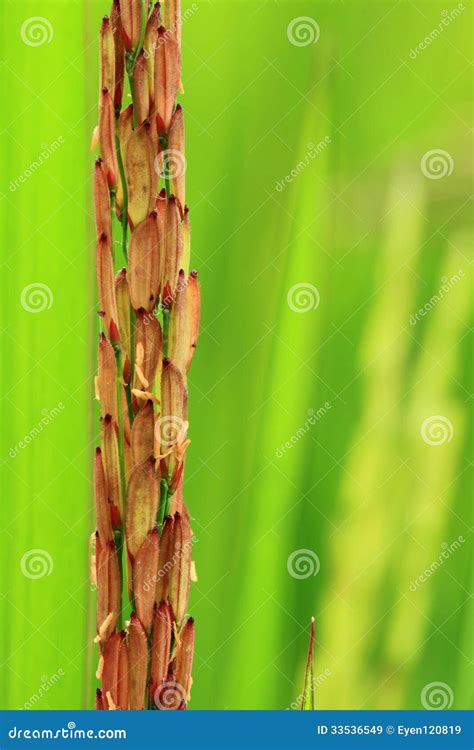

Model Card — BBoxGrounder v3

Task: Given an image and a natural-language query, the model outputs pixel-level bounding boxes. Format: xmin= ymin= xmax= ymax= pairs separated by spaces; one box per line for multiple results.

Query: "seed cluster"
xmin=92 ymin=0 xmax=199 ymax=711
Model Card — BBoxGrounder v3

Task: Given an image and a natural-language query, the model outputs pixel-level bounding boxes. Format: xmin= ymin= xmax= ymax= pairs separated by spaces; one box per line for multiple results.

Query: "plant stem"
xmin=156 ymin=477 xmax=170 ymax=530
xmin=114 ymin=123 xmax=128 ymax=264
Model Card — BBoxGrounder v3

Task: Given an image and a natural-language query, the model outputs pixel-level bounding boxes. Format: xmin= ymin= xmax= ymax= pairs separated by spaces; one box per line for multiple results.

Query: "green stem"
xmin=133 ymin=0 xmax=147 ymax=68
xmin=156 ymin=477 xmax=170 ymax=530
xmin=127 ymin=64 xmax=137 ymax=129
xmin=114 ymin=125 xmax=128 ymax=264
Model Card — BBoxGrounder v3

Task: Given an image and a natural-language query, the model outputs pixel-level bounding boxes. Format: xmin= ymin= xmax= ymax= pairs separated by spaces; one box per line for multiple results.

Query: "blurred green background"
xmin=0 ymin=0 xmax=472 ymax=711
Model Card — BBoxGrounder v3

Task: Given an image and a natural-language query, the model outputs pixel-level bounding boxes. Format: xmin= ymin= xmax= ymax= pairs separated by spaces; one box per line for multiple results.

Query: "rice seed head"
xmin=125 ymin=456 xmax=159 ymax=562
xmin=118 ymin=0 xmax=148 ymax=53
xmin=95 ymin=0 xmax=195 ymax=712
xmin=153 ymin=27 xmax=180 ymax=134
xmin=161 ymin=195 xmax=184 ymax=299
xmin=125 ymin=120 xmax=156 ymax=228
xmin=130 ymin=399 xmax=155 ymax=467
xmin=94 ymin=447 xmax=114 ymax=545
xmin=133 ymin=310 xmax=163 ymax=400
xmin=101 ymin=414 xmax=123 ymax=527
xmin=98 ymin=333 xmax=118 ymax=421
xmin=134 ymin=50 xmax=150 ymax=125
xmin=164 ymin=0 xmax=182 ymax=53
xmin=96 ymin=233 xmax=120 ymax=343
xmin=151 ymin=601 xmax=172 ymax=696
xmin=167 ymin=511 xmax=192 ymax=625
xmin=167 ymin=104 xmax=185 ymax=206
xmin=168 ymin=270 xmax=200 ymax=373
xmin=128 ymin=613 xmax=148 ymax=710
xmin=133 ymin=528 xmax=160 ymax=633
xmin=160 ymin=359 xmax=188 ymax=478
xmin=96 ymin=541 xmax=120 ymax=640
xmin=100 ymin=16 xmax=115 ymax=97
xmin=110 ymin=0 xmax=125 ymax=110
xmin=128 ymin=212 xmax=161 ymax=312
xmin=98 ymin=88 xmax=118 ymax=189
xmin=172 ymin=616 xmax=195 ymax=703
xmin=143 ymin=3 xmax=161 ymax=105
xmin=102 ymin=631 xmax=129 ymax=709
xmin=94 ymin=158 xmax=111 ymax=239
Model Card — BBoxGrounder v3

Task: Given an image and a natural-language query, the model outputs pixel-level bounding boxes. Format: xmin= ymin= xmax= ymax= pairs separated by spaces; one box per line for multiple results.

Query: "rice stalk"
xmin=300 ymin=617 xmax=315 ymax=710
xmin=92 ymin=0 xmax=199 ymax=710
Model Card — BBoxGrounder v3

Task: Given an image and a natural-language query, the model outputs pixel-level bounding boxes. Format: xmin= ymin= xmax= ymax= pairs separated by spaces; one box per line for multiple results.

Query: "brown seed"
xmin=128 ymin=213 xmax=161 ymax=312
xmin=131 ymin=399 xmax=155 ymax=467
xmin=134 ymin=310 xmax=163 ymax=396
xmin=126 ymin=120 xmax=156 ymax=228
xmin=133 ymin=529 xmax=160 ymax=634
xmin=100 ymin=16 xmax=115 ymax=97
xmin=128 ymin=613 xmax=148 ymax=710
xmin=96 ymin=233 xmax=119 ymax=343
xmin=110 ymin=0 xmax=125 ymax=110
xmin=125 ymin=457 xmax=159 ymax=562
xmin=98 ymin=88 xmax=118 ymax=189
xmin=150 ymin=601 xmax=172 ymax=697
xmin=168 ymin=270 xmax=200 ymax=373
xmin=153 ymin=27 xmax=180 ymax=134
xmin=94 ymin=158 xmax=111 ymax=239
xmin=168 ymin=511 xmax=192 ymax=625
xmin=167 ymin=105 xmax=185 ymax=206
xmin=173 ymin=617 xmax=195 ymax=702
xmin=94 ymin=447 xmax=113 ymax=545
xmin=98 ymin=333 xmax=118 ymax=421
xmin=101 ymin=414 xmax=122 ymax=526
